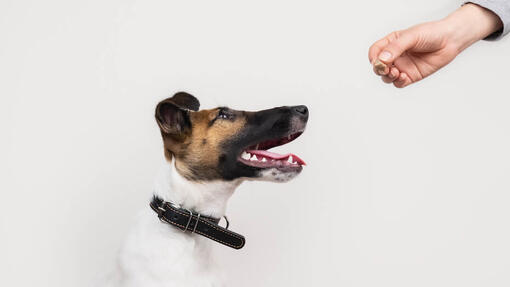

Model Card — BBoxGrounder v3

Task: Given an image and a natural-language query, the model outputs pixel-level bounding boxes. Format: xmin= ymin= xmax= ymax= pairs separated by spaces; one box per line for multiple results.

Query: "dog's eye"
xmin=217 ymin=109 xmax=233 ymax=120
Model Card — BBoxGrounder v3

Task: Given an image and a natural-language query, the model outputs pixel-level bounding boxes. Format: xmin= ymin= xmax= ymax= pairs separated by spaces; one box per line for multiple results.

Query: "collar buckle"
xmin=156 ymin=202 xmax=167 ymax=223
xmin=182 ymin=209 xmax=202 ymax=233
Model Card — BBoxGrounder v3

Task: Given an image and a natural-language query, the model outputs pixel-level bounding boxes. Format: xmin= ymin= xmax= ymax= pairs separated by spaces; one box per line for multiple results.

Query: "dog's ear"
xmin=155 ymin=92 xmax=200 ymax=137
xmin=155 ymin=99 xmax=192 ymax=138
xmin=167 ymin=92 xmax=200 ymax=111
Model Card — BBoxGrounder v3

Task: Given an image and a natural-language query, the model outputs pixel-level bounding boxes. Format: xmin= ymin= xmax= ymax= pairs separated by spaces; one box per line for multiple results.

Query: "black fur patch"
xmin=170 ymin=92 xmax=200 ymax=111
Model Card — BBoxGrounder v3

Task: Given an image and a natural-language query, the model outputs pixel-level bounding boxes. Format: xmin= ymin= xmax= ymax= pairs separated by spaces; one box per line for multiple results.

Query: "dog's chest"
xmin=115 ymin=209 xmax=224 ymax=287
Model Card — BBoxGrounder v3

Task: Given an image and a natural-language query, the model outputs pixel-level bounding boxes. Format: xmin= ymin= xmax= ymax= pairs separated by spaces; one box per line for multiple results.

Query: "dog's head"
xmin=155 ymin=92 xmax=308 ymax=182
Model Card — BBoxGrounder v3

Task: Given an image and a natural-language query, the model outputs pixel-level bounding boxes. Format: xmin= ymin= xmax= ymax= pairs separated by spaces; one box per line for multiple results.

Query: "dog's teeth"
xmin=250 ymin=155 xmax=258 ymax=161
xmin=255 ymin=144 xmax=259 ymax=150
xmin=287 ymin=155 xmax=293 ymax=163
xmin=261 ymin=157 xmax=267 ymax=162
xmin=241 ymin=151 xmax=251 ymax=160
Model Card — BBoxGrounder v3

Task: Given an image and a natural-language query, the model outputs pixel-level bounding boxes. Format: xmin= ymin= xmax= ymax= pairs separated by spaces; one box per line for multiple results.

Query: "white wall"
xmin=2 ymin=0 xmax=510 ymax=286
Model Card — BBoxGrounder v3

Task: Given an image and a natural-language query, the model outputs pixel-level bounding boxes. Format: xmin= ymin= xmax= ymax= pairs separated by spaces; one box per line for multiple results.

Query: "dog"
xmin=107 ymin=92 xmax=308 ymax=287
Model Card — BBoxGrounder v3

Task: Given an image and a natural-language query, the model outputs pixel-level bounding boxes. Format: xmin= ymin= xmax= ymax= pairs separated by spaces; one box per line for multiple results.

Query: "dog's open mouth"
xmin=238 ymin=131 xmax=305 ymax=169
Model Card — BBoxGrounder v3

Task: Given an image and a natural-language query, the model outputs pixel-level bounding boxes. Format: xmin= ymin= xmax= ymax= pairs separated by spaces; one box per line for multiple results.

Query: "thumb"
xmin=378 ymin=31 xmax=418 ymax=64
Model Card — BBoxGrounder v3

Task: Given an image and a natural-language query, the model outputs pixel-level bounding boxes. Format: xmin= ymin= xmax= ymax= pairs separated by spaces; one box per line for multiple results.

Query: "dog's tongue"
xmin=246 ymin=150 xmax=306 ymax=165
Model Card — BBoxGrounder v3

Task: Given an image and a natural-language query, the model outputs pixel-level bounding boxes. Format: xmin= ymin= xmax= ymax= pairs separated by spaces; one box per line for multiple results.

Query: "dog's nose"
xmin=292 ymin=105 xmax=308 ymax=117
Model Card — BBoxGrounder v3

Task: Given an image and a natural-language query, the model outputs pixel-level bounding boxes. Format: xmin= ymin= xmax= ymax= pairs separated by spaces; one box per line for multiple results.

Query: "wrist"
xmin=442 ymin=3 xmax=503 ymax=51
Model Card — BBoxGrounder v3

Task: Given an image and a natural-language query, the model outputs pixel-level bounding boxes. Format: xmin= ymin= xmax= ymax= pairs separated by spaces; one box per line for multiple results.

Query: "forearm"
xmin=442 ymin=3 xmax=503 ymax=52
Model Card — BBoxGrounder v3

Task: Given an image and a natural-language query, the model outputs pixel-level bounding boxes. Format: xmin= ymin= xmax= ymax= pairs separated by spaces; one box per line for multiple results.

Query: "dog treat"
xmin=373 ymin=59 xmax=388 ymax=75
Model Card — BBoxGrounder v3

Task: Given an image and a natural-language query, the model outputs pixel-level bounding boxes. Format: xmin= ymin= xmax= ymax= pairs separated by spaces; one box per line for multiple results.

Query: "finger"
xmin=393 ymin=55 xmax=424 ymax=83
xmin=377 ymin=31 xmax=419 ymax=65
xmin=393 ymin=72 xmax=413 ymax=88
xmin=368 ymin=32 xmax=398 ymax=63
xmin=381 ymin=75 xmax=393 ymax=83
xmin=388 ymin=67 xmax=400 ymax=80
xmin=381 ymin=67 xmax=400 ymax=83
xmin=368 ymin=37 xmax=389 ymax=64
xmin=393 ymin=72 xmax=407 ymax=88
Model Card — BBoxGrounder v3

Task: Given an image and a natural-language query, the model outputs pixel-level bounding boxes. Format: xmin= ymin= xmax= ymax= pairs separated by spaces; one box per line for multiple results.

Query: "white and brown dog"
xmin=107 ymin=92 xmax=308 ymax=287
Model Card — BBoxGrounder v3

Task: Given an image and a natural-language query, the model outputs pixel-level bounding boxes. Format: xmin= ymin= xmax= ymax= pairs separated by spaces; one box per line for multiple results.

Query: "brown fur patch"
xmin=163 ymin=108 xmax=246 ymax=180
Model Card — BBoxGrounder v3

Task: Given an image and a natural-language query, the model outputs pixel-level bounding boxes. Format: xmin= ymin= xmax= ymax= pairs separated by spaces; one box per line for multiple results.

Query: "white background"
xmin=2 ymin=0 xmax=510 ymax=286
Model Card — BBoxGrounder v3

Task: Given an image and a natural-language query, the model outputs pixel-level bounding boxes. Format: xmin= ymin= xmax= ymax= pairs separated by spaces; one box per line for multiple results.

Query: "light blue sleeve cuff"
xmin=465 ymin=1 xmax=510 ymax=40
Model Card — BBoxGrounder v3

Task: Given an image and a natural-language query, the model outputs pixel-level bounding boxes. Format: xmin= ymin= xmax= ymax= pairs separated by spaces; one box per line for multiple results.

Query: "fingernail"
xmin=379 ymin=51 xmax=392 ymax=62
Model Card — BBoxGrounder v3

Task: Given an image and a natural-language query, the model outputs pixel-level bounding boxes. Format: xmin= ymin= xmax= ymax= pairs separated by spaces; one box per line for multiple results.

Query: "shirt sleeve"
xmin=466 ymin=1 xmax=510 ymax=40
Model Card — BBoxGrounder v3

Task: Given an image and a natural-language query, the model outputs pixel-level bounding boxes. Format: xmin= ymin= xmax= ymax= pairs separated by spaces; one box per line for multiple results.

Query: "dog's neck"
xmin=153 ymin=159 xmax=242 ymax=219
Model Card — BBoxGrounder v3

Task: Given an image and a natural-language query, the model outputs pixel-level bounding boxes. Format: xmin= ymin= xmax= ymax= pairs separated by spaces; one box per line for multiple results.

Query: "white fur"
xmin=106 ymin=159 xmax=300 ymax=287
xmin=106 ymin=160 xmax=241 ymax=287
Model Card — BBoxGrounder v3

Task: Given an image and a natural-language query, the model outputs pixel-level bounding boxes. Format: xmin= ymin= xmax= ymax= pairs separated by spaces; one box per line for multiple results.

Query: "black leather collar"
xmin=150 ymin=196 xmax=246 ymax=249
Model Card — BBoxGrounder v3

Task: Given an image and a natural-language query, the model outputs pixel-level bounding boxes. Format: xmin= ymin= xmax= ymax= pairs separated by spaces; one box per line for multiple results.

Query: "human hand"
xmin=369 ymin=3 xmax=502 ymax=88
